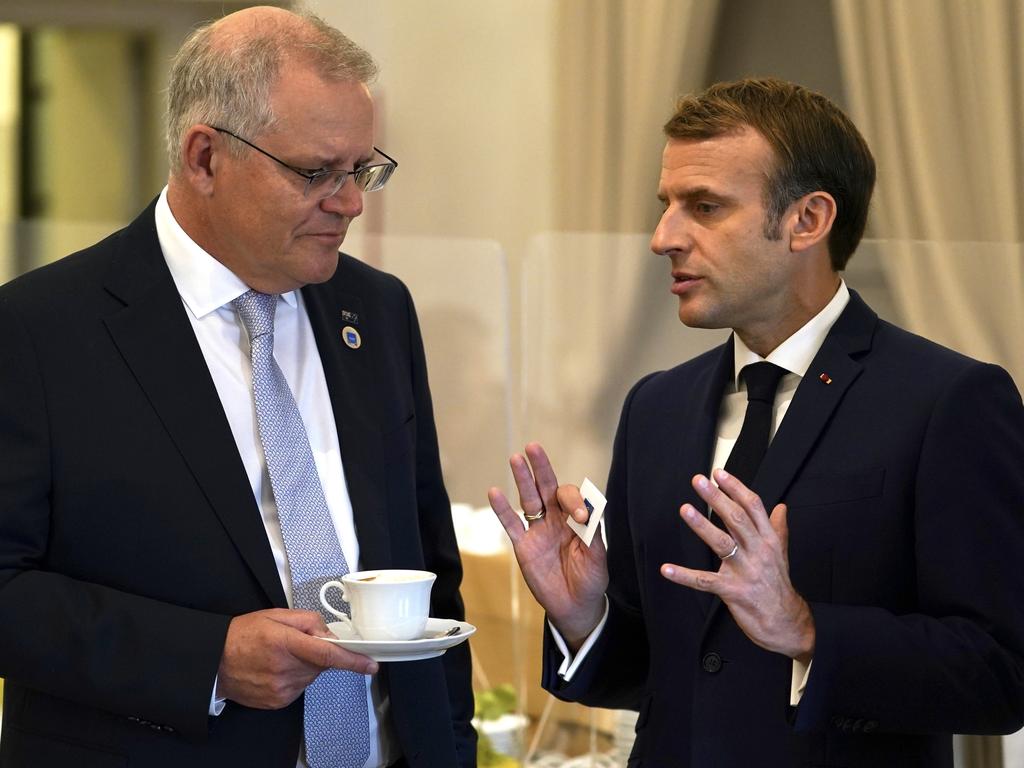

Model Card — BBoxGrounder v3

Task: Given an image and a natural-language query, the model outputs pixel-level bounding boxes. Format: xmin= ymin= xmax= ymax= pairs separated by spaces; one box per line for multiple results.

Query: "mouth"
xmin=306 ymin=231 xmax=347 ymax=244
xmin=671 ymin=272 xmax=703 ymax=295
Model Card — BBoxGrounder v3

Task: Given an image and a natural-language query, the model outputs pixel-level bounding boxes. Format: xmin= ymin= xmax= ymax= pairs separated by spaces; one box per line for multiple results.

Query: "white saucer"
xmin=323 ymin=618 xmax=476 ymax=662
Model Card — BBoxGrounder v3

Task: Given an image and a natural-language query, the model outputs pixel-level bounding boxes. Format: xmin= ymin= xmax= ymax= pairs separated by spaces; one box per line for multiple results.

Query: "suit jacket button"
xmin=701 ymin=652 xmax=723 ymax=673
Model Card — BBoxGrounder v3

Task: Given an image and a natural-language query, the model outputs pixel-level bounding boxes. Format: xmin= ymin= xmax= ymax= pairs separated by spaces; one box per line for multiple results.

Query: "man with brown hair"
xmin=0 ymin=7 xmax=473 ymax=767
xmin=490 ymin=78 xmax=1024 ymax=766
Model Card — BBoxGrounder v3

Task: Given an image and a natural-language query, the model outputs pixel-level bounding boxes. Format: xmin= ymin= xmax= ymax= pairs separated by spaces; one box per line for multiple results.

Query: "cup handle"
xmin=319 ymin=580 xmax=351 ymax=623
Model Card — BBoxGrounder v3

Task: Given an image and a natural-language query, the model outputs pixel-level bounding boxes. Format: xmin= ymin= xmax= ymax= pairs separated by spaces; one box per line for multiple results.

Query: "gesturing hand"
xmin=660 ymin=469 xmax=815 ymax=662
xmin=217 ymin=608 xmax=379 ymax=710
xmin=487 ymin=443 xmax=608 ymax=650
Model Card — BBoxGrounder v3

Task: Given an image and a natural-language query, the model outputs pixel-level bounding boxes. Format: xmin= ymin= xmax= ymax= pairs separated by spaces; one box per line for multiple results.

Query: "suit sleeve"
xmin=0 ymin=297 xmax=229 ymax=740
xmin=797 ymin=362 xmax=1024 ymax=734
xmin=399 ymin=282 xmax=477 ymax=765
xmin=541 ymin=374 xmax=654 ymax=710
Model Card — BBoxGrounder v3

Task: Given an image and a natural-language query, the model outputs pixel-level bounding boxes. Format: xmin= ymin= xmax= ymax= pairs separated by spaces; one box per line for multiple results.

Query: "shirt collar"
xmin=732 ymin=280 xmax=850 ymax=388
xmin=155 ymin=187 xmax=298 ymax=319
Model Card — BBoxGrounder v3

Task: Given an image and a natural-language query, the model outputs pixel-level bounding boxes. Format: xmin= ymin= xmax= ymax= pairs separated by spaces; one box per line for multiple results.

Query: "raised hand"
xmin=660 ymin=469 xmax=815 ymax=662
xmin=487 ymin=443 xmax=608 ymax=650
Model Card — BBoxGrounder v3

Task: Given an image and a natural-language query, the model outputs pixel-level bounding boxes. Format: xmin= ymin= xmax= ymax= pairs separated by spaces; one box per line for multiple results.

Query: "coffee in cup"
xmin=319 ymin=569 xmax=436 ymax=641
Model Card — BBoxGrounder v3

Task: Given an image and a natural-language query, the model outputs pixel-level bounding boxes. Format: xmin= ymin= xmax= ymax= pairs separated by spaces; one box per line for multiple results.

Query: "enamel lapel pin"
xmin=341 ymin=309 xmax=361 ymax=349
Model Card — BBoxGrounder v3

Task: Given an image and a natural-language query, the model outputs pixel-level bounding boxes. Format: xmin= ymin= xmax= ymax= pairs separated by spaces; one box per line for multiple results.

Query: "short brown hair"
xmin=663 ymin=78 xmax=875 ymax=270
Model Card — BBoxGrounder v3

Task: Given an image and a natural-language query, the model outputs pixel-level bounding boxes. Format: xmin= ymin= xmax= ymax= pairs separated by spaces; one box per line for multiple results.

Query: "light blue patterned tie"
xmin=233 ymin=290 xmax=370 ymax=768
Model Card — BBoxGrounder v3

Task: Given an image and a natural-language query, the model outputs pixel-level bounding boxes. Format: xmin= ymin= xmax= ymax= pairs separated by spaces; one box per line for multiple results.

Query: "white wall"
xmin=309 ymin=1 xmax=558 ymax=254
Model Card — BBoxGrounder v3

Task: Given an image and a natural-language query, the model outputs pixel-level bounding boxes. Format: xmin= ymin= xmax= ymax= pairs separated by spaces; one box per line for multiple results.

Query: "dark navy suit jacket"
xmin=543 ymin=290 xmax=1024 ymax=767
xmin=0 ymin=201 xmax=475 ymax=767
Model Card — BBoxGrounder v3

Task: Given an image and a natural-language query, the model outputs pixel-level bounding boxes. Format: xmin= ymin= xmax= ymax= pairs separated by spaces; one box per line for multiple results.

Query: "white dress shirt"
xmin=553 ymin=281 xmax=851 ymax=707
xmin=155 ymin=188 xmax=395 ymax=768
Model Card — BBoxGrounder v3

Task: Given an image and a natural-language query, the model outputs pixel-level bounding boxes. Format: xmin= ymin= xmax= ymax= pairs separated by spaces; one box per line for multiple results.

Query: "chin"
xmin=284 ymin=240 xmax=339 ymax=285
xmin=301 ymin=263 xmax=339 ymax=287
xmin=307 ymin=251 xmax=342 ymax=285
xmin=677 ymin=299 xmax=704 ymax=328
xmin=677 ymin=303 xmax=722 ymax=330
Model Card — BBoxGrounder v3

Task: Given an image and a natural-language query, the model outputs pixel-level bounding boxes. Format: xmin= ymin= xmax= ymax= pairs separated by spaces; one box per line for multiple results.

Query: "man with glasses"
xmin=0 ymin=7 xmax=473 ymax=768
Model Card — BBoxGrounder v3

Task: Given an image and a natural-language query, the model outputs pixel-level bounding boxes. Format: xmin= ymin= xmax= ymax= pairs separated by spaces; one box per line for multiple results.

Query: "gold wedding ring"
xmin=524 ymin=509 xmax=546 ymax=522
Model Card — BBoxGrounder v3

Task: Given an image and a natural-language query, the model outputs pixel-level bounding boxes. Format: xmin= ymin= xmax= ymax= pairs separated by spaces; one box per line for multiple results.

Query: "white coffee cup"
xmin=319 ymin=569 xmax=436 ymax=641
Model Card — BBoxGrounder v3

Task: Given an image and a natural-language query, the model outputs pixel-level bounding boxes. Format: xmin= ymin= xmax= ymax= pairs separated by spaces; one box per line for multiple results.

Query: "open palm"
xmin=487 ymin=444 xmax=608 ymax=647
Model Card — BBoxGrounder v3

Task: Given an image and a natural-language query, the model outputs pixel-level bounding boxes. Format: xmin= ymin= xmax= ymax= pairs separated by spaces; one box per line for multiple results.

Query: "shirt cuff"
xmin=548 ymin=596 xmax=610 ymax=682
xmin=210 ymin=675 xmax=226 ymax=716
xmin=790 ymin=658 xmax=813 ymax=706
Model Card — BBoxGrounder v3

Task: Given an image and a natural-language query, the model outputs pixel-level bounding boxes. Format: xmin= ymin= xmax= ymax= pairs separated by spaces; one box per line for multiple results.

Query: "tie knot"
xmin=232 ymin=290 xmax=278 ymax=341
xmin=740 ymin=361 xmax=787 ymax=404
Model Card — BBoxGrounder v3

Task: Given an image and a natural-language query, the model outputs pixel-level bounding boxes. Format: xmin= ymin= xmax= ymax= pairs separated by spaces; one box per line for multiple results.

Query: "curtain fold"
xmin=833 ymin=0 xmax=1024 ymax=388
xmin=833 ymin=2 xmax=1024 ymax=766
xmin=554 ymin=0 xmax=721 ymax=234
xmin=529 ymin=0 xmax=721 ymax=485
xmin=525 ymin=6 xmax=722 ymax=741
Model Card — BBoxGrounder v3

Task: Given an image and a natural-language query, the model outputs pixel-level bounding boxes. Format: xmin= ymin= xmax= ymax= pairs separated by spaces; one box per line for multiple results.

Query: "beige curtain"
xmin=833 ymin=2 xmax=1024 ymax=766
xmin=525 ymin=0 xmax=721 ymax=482
xmin=833 ymin=0 xmax=1024 ymax=387
xmin=516 ymin=1 xmax=723 ymax=754
xmin=554 ymin=0 xmax=720 ymax=234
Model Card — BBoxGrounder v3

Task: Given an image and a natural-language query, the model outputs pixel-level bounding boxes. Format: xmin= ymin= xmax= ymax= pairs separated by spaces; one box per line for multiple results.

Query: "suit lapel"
xmin=675 ymin=339 xmax=734 ymax=615
xmin=102 ymin=204 xmax=287 ymax=607
xmin=302 ymin=270 xmax=392 ymax=570
xmin=686 ymin=340 xmax=734 ymax=513
xmin=753 ymin=291 xmax=876 ymax=510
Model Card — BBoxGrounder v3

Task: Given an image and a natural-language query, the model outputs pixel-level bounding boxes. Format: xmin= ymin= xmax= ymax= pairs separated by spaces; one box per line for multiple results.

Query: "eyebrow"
xmin=683 ymin=186 xmax=732 ymax=201
xmin=658 ymin=185 xmax=737 ymax=204
xmin=305 ymin=148 xmax=376 ymax=171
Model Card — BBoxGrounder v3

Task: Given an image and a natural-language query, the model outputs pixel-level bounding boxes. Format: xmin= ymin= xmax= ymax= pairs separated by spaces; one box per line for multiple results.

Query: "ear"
xmin=788 ymin=191 xmax=836 ymax=254
xmin=178 ymin=125 xmax=221 ymax=196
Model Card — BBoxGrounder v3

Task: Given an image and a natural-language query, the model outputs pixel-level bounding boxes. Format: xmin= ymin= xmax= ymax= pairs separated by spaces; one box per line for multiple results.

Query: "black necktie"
xmin=723 ymin=362 xmax=787 ymax=486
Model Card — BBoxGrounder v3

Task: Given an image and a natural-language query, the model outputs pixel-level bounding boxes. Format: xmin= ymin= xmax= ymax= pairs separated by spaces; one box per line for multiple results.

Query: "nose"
xmin=650 ymin=205 xmax=688 ymax=257
xmin=320 ymin=179 xmax=364 ymax=218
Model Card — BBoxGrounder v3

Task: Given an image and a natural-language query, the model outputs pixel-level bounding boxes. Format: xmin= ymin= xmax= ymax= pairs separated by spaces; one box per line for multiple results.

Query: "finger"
xmin=691 ymin=473 xmax=756 ymax=546
xmin=556 ymin=484 xmax=588 ymax=524
xmin=264 ymin=608 xmax=329 ymax=636
xmin=693 ymin=473 xmax=762 ymax=546
xmin=557 ymin=485 xmax=609 ymax=558
xmin=660 ymin=562 xmax=723 ymax=596
xmin=524 ymin=443 xmax=560 ymax=510
xmin=679 ymin=504 xmax=738 ymax=560
xmin=712 ymin=469 xmax=774 ymax=536
xmin=509 ymin=452 xmax=545 ymax=518
xmin=769 ymin=503 xmax=789 ymax=562
xmin=289 ymin=630 xmax=379 ymax=675
xmin=487 ymin=486 xmax=528 ymax=542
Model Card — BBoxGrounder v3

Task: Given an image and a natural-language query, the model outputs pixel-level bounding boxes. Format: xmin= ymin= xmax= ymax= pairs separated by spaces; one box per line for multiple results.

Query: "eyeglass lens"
xmin=308 ymin=162 xmax=395 ymax=198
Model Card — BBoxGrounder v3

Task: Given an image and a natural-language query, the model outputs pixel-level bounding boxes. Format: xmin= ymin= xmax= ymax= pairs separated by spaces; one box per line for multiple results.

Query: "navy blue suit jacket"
xmin=0 ymin=201 xmax=475 ymax=767
xmin=543 ymin=290 xmax=1024 ymax=767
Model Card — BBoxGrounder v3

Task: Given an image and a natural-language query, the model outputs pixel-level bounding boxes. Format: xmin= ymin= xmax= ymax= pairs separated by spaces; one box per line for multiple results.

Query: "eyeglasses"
xmin=211 ymin=127 xmax=397 ymax=198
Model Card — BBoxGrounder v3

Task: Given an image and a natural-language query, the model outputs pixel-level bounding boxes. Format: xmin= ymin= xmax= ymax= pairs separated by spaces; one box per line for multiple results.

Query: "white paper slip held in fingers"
xmin=566 ymin=478 xmax=607 ymax=547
